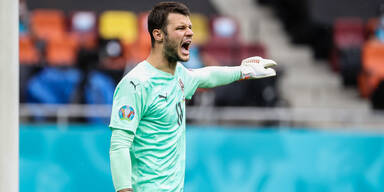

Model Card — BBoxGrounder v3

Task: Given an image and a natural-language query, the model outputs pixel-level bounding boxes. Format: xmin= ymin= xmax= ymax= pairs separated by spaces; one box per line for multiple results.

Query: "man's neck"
xmin=147 ymin=49 xmax=177 ymax=75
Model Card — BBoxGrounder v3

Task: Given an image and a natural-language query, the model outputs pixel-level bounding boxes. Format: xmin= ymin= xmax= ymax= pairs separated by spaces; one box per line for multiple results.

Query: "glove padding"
xmin=240 ymin=56 xmax=277 ymax=80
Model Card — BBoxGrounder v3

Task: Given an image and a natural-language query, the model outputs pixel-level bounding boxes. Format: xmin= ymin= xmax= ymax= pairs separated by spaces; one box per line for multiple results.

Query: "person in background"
xmin=376 ymin=3 xmax=384 ymax=42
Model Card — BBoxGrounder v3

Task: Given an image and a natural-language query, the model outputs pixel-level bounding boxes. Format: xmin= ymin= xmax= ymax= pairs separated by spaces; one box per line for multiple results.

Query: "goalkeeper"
xmin=109 ymin=1 xmax=277 ymax=192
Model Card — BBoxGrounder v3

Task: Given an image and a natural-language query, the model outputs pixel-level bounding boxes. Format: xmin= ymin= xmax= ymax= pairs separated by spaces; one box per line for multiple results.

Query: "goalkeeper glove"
xmin=240 ymin=56 xmax=277 ymax=80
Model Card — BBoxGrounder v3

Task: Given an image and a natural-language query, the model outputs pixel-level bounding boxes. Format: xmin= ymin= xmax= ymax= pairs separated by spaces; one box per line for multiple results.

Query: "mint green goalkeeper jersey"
xmin=109 ymin=61 xmax=199 ymax=192
xmin=109 ymin=60 xmax=241 ymax=191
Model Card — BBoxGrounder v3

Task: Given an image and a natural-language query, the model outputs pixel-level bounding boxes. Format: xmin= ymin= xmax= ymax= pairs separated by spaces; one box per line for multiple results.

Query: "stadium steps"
xmin=210 ymin=0 xmax=369 ymax=110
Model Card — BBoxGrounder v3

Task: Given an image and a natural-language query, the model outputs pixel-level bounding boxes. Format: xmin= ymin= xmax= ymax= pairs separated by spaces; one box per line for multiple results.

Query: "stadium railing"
xmin=19 ymin=104 xmax=384 ymax=130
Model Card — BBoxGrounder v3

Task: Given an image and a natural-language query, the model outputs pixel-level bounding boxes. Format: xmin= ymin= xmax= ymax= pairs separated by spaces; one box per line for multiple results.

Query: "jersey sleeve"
xmin=180 ymin=65 xmax=242 ymax=99
xmin=180 ymin=66 xmax=200 ymax=100
xmin=109 ymin=78 xmax=146 ymax=134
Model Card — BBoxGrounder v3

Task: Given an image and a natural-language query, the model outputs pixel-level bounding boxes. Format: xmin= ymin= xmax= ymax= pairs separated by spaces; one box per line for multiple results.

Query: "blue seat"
xmin=27 ymin=67 xmax=81 ymax=104
xmin=84 ymin=70 xmax=116 ymax=124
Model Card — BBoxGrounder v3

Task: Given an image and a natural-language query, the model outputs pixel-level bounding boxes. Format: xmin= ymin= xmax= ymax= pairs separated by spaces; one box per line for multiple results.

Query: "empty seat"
xmin=237 ymin=43 xmax=267 ymax=63
xmin=30 ymin=9 xmax=66 ymax=41
xmin=200 ymin=43 xmax=235 ymax=66
xmin=26 ymin=67 xmax=81 ymax=104
xmin=19 ymin=35 xmax=42 ymax=102
xmin=45 ymin=35 xmax=78 ymax=66
xmin=99 ymin=11 xmax=138 ymax=44
xmin=333 ymin=18 xmax=364 ymax=48
xmin=124 ymin=12 xmax=151 ymax=63
xmin=330 ymin=17 xmax=364 ymax=72
xmin=84 ymin=70 xmax=116 ymax=123
xmin=19 ymin=35 xmax=40 ymax=65
xmin=190 ymin=13 xmax=210 ymax=46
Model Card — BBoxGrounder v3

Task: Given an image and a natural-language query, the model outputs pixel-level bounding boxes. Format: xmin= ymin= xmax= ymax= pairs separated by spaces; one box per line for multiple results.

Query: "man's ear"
xmin=152 ymin=29 xmax=164 ymax=43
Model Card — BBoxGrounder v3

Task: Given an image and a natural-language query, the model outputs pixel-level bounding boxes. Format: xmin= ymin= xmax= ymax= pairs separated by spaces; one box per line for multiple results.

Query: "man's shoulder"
xmin=121 ymin=61 xmax=152 ymax=85
xmin=176 ymin=62 xmax=192 ymax=76
xmin=176 ymin=62 xmax=198 ymax=80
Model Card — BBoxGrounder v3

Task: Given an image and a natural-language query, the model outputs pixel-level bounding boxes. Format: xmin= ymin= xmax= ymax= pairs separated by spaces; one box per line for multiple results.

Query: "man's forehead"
xmin=167 ymin=13 xmax=191 ymax=25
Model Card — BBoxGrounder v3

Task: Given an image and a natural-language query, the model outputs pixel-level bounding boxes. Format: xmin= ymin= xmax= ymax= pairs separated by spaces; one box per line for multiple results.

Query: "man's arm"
xmin=110 ymin=129 xmax=135 ymax=192
xmin=192 ymin=66 xmax=242 ymax=88
xmin=192 ymin=56 xmax=277 ymax=88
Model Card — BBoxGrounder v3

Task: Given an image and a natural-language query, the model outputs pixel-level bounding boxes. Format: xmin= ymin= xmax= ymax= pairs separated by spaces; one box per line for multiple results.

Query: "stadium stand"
xmin=20 ymin=4 xmax=280 ymax=114
xmin=331 ymin=18 xmax=364 ymax=85
xmin=255 ymin=0 xmax=384 ymax=110
xmin=19 ymin=0 xmax=384 ymax=124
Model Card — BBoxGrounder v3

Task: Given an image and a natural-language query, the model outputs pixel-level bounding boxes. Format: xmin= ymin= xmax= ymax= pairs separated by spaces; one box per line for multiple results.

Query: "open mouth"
xmin=181 ymin=40 xmax=191 ymax=55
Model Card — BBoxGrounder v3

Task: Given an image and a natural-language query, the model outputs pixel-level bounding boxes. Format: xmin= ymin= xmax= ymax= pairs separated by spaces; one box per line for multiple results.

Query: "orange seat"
xmin=30 ymin=9 xmax=66 ymax=41
xmin=19 ymin=35 xmax=40 ymax=65
xmin=124 ymin=12 xmax=151 ymax=63
xmin=358 ymin=40 xmax=384 ymax=98
xmin=45 ymin=35 xmax=78 ymax=66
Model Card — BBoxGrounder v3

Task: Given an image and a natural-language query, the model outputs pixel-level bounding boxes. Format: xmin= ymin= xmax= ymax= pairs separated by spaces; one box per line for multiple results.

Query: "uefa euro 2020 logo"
xmin=119 ymin=105 xmax=135 ymax=121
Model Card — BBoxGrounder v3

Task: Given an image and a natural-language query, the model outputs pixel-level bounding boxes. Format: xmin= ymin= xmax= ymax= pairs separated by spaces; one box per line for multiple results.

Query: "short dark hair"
xmin=148 ymin=2 xmax=190 ymax=47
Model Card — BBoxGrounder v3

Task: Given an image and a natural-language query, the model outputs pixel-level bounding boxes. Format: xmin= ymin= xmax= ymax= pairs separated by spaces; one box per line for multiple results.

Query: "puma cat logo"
xmin=130 ymin=81 xmax=138 ymax=90
xmin=158 ymin=93 xmax=168 ymax=102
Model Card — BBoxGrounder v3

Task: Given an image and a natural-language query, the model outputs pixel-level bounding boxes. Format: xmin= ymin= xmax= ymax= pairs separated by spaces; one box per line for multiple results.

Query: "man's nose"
xmin=186 ymin=28 xmax=194 ymax=37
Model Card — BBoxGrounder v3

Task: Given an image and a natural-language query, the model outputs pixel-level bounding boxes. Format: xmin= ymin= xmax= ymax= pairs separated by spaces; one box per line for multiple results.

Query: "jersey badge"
xmin=119 ymin=105 xmax=135 ymax=121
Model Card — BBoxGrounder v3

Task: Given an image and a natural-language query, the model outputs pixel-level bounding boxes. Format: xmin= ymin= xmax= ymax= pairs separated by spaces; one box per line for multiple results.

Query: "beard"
xmin=163 ymin=34 xmax=188 ymax=65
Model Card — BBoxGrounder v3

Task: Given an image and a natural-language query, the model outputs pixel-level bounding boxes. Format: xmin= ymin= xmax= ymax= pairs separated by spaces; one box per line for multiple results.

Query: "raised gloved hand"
xmin=240 ymin=56 xmax=277 ymax=80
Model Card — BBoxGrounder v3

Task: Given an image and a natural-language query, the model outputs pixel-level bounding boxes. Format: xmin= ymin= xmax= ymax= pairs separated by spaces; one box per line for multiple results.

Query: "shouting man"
xmin=109 ymin=2 xmax=277 ymax=191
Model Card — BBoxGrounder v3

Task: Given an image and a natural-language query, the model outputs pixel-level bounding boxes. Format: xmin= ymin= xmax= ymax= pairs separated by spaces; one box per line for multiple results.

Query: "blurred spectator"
xmin=19 ymin=0 xmax=29 ymax=35
xmin=376 ymin=4 xmax=384 ymax=42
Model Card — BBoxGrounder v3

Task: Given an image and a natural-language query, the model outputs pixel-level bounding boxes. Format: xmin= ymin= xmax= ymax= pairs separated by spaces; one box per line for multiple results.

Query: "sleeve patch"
xmin=118 ymin=105 xmax=135 ymax=121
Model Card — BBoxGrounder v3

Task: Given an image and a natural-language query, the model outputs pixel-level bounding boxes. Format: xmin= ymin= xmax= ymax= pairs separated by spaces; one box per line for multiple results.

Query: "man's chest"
xmin=144 ymin=78 xmax=186 ymax=125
